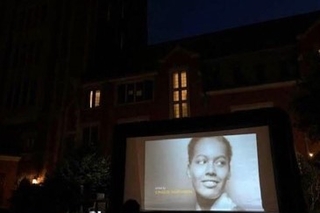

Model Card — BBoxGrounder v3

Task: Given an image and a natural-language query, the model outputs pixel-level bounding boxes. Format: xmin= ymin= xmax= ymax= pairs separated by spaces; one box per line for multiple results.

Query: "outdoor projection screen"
xmin=111 ymin=108 xmax=306 ymax=213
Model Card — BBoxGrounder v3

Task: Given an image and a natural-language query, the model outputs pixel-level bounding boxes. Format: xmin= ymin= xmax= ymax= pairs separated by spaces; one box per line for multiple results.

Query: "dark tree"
xmin=291 ymin=50 xmax=320 ymax=141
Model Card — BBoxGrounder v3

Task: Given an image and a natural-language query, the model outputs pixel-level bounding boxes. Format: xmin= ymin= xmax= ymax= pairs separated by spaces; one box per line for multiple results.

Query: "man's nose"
xmin=205 ymin=161 xmax=216 ymax=176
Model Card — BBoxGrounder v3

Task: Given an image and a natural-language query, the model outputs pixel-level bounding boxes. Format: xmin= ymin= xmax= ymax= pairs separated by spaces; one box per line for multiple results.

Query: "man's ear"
xmin=187 ymin=165 xmax=191 ymax=178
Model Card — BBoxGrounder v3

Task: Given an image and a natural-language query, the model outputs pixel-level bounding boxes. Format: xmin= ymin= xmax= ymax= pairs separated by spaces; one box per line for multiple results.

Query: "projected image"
xmin=145 ymin=134 xmax=264 ymax=211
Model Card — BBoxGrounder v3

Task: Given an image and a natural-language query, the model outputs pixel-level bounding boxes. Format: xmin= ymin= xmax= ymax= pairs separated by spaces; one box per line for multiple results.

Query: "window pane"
xmin=29 ymin=81 xmax=36 ymax=106
xmin=136 ymin=90 xmax=142 ymax=96
xmin=0 ymin=173 xmax=6 ymax=204
xmin=181 ymin=90 xmax=187 ymax=101
xmin=144 ymin=80 xmax=154 ymax=100
xmin=181 ymin=71 xmax=187 ymax=87
xmin=174 ymin=104 xmax=180 ymax=118
xmin=65 ymin=134 xmax=76 ymax=154
xmin=127 ymin=83 xmax=134 ymax=103
xmin=89 ymin=91 xmax=93 ymax=108
xmin=83 ymin=126 xmax=98 ymax=146
xmin=173 ymin=73 xmax=179 ymax=89
xmin=173 ymin=91 xmax=179 ymax=101
xmin=82 ymin=127 xmax=90 ymax=144
xmin=135 ymin=82 xmax=143 ymax=102
xmin=94 ymin=90 xmax=100 ymax=107
xmin=90 ymin=126 xmax=99 ymax=146
xmin=182 ymin=102 xmax=188 ymax=117
xmin=117 ymin=84 xmax=126 ymax=104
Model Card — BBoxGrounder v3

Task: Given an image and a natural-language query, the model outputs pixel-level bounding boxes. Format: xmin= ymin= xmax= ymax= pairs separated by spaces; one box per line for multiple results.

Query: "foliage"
xmin=47 ymin=144 xmax=112 ymax=212
xmin=297 ymin=153 xmax=320 ymax=212
xmin=291 ymin=50 xmax=320 ymax=141
xmin=10 ymin=177 xmax=82 ymax=213
xmin=53 ymin=145 xmax=112 ymax=193
xmin=10 ymin=145 xmax=112 ymax=213
xmin=42 ymin=175 xmax=82 ymax=213
xmin=10 ymin=178 xmax=43 ymax=213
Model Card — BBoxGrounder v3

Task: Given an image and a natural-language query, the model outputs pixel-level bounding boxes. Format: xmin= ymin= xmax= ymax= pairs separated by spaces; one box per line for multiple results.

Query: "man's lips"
xmin=202 ymin=180 xmax=219 ymax=188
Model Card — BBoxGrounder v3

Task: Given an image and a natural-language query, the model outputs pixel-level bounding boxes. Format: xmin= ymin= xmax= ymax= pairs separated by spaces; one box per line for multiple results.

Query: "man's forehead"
xmin=194 ymin=138 xmax=228 ymax=154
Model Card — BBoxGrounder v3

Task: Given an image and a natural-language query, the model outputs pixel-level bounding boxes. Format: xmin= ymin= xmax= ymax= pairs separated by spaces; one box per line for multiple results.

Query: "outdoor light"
xmin=32 ymin=177 xmax=39 ymax=184
xmin=308 ymin=152 xmax=314 ymax=158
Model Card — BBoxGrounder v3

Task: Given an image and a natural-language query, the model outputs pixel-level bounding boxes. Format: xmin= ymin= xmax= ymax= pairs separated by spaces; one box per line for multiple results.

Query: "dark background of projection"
xmin=148 ymin=0 xmax=320 ymax=45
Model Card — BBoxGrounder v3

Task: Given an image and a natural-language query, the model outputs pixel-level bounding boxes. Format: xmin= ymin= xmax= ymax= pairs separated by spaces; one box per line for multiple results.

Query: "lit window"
xmin=181 ymin=72 xmax=187 ymax=87
xmin=89 ymin=91 xmax=93 ymax=107
xmin=94 ymin=90 xmax=100 ymax=107
xmin=172 ymin=71 xmax=189 ymax=118
xmin=182 ymin=103 xmax=188 ymax=117
xmin=88 ymin=89 xmax=101 ymax=108
xmin=173 ymin=73 xmax=179 ymax=88
xmin=181 ymin=90 xmax=187 ymax=101
xmin=173 ymin=91 xmax=179 ymax=101
xmin=174 ymin=104 xmax=180 ymax=118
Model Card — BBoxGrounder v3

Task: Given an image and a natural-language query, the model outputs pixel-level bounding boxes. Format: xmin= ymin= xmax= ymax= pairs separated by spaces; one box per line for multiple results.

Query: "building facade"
xmin=72 ymin=11 xmax=320 ymax=162
xmin=0 ymin=0 xmax=146 ymax=208
xmin=296 ymin=18 xmax=320 ymax=156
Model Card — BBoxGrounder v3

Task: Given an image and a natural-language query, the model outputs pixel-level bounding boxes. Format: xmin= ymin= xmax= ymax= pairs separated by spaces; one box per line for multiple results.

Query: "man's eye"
xmin=215 ymin=160 xmax=226 ymax=167
xmin=196 ymin=159 xmax=206 ymax=165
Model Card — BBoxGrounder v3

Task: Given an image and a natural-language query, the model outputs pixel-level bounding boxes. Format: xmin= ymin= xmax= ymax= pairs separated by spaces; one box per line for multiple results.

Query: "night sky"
xmin=148 ymin=0 xmax=320 ymax=44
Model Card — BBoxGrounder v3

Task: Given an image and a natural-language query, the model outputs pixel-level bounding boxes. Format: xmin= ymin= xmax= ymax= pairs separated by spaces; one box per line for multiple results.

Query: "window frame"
xmin=84 ymin=88 xmax=101 ymax=109
xmin=116 ymin=79 xmax=154 ymax=105
xmin=170 ymin=69 xmax=190 ymax=118
xmin=81 ymin=123 xmax=100 ymax=146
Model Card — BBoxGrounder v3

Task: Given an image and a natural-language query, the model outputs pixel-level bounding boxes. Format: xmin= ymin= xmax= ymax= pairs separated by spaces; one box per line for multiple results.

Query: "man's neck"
xmin=195 ymin=196 xmax=217 ymax=210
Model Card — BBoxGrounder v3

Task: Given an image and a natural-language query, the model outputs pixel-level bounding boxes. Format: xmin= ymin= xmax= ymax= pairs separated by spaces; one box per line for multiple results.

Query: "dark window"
xmin=27 ymin=7 xmax=35 ymax=29
xmin=39 ymin=4 xmax=47 ymax=24
xmin=117 ymin=80 xmax=154 ymax=104
xmin=135 ymin=82 xmax=144 ymax=102
xmin=255 ymin=63 xmax=266 ymax=83
xmin=279 ymin=60 xmax=298 ymax=81
xmin=20 ymin=78 xmax=29 ymax=106
xmin=0 ymin=173 xmax=5 ymax=205
xmin=35 ymin=5 xmax=42 ymax=26
xmin=5 ymin=85 xmax=14 ymax=108
xmin=126 ymin=83 xmax=135 ymax=103
xmin=82 ymin=126 xmax=99 ymax=146
xmin=232 ymin=63 xmax=245 ymax=86
xmin=21 ymin=133 xmax=37 ymax=153
xmin=117 ymin=84 xmax=126 ymax=104
xmin=12 ymin=47 xmax=19 ymax=69
xmin=22 ymin=137 xmax=35 ymax=153
xmin=29 ymin=81 xmax=37 ymax=106
xmin=64 ymin=134 xmax=76 ymax=154
xmin=17 ymin=10 xmax=26 ymax=31
xmin=19 ymin=44 xmax=27 ymax=68
xmin=12 ymin=83 xmax=21 ymax=108
xmin=35 ymin=41 xmax=42 ymax=64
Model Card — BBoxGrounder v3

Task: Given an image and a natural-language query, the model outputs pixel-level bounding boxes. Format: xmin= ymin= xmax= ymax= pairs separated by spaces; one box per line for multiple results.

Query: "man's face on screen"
xmin=188 ymin=138 xmax=230 ymax=200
